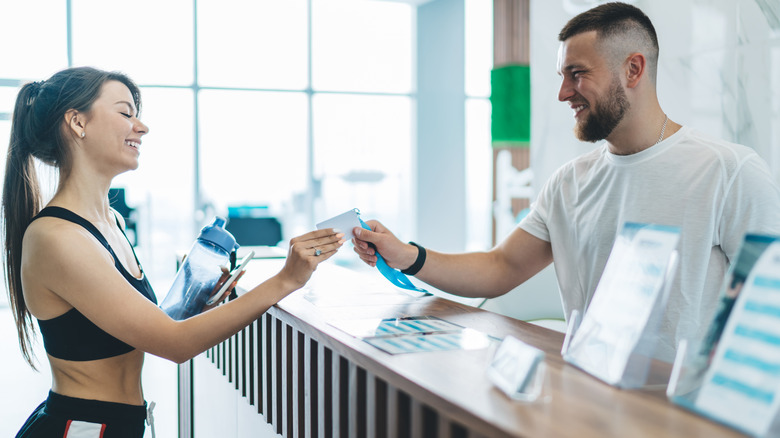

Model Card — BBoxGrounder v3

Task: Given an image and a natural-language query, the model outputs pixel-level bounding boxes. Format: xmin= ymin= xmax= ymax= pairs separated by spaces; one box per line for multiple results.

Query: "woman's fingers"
xmin=289 ymin=227 xmax=337 ymax=242
xmin=290 ymin=228 xmax=344 ymax=247
xmin=203 ymin=269 xmax=247 ymax=311
xmin=287 ymin=228 xmax=346 ymax=261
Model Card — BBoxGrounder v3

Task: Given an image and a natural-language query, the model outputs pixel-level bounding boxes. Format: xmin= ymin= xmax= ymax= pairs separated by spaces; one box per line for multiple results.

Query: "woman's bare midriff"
xmin=49 ymin=348 xmax=146 ymax=405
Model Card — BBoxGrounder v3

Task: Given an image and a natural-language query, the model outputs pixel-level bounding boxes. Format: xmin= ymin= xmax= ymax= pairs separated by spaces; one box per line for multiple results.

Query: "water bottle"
xmin=161 ymin=217 xmax=239 ymax=320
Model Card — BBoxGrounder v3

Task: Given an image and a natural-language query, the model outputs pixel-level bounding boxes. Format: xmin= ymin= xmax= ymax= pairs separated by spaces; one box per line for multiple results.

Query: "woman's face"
xmin=78 ymin=80 xmax=149 ymax=174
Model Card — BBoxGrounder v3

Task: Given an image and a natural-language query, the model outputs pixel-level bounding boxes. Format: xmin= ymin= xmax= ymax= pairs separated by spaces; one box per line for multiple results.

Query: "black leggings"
xmin=16 ymin=391 xmax=147 ymax=438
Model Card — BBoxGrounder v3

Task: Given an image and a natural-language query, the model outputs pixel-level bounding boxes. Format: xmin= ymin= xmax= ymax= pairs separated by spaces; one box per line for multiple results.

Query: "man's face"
xmin=557 ymin=31 xmax=629 ymax=142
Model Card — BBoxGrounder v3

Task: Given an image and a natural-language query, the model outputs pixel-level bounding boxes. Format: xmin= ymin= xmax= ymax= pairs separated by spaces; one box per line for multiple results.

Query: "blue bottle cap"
xmin=198 ymin=216 xmax=239 ymax=252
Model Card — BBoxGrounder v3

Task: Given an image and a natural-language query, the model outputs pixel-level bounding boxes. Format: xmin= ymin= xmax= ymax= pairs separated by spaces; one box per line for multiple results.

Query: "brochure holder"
xmin=487 ymin=335 xmax=550 ymax=403
xmin=668 ymin=234 xmax=780 ymax=437
xmin=562 ymin=222 xmax=681 ymax=389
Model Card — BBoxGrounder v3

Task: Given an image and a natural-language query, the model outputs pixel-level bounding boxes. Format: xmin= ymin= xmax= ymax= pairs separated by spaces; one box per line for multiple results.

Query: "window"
xmin=72 ymin=0 xmax=194 ymax=85
xmin=465 ymin=0 xmax=494 ymax=251
xmin=198 ymin=90 xmax=308 ymax=218
xmin=0 ymin=0 xmax=417 ymax=285
xmin=312 ymin=0 xmax=413 ymax=93
xmin=198 ymin=1 xmax=308 ymax=89
xmin=0 ymin=1 xmax=68 ymax=79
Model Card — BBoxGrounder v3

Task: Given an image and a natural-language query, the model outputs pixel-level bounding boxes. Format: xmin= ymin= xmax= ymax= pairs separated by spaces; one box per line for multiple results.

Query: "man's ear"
xmin=624 ymin=52 xmax=646 ymax=89
xmin=64 ymin=109 xmax=86 ymax=138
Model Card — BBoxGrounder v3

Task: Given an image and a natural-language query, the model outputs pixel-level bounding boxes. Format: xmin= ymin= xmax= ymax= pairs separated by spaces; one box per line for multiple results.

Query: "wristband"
xmin=401 ymin=242 xmax=426 ymax=276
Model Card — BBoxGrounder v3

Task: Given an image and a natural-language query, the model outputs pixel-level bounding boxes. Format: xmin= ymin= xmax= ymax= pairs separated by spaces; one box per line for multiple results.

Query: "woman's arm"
xmin=22 ymin=220 xmax=343 ymax=363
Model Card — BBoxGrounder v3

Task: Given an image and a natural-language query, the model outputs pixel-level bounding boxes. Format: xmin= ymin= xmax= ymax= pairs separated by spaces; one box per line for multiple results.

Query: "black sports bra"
xmin=34 ymin=206 xmax=157 ymax=361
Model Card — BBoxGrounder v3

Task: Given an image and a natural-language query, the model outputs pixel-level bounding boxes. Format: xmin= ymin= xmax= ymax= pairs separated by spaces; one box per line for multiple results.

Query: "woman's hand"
xmin=202 ymin=265 xmax=245 ymax=311
xmin=277 ymin=228 xmax=345 ymax=290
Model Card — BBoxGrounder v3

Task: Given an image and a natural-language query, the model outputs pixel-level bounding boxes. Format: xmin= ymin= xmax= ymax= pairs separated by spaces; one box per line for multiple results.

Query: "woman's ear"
xmin=64 ymin=109 xmax=86 ymax=139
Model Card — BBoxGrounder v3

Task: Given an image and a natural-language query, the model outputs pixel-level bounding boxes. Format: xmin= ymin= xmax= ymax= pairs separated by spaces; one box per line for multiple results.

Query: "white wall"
xmin=530 ymin=0 xmax=780 ymax=189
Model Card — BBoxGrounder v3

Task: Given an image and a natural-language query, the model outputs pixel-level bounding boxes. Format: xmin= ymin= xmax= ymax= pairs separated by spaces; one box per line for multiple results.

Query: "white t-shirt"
xmin=519 ymin=126 xmax=780 ymax=361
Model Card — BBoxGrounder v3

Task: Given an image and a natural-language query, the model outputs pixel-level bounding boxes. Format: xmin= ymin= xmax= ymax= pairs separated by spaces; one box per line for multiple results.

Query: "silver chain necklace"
xmin=656 ymin=114 xmax=668 ymax=145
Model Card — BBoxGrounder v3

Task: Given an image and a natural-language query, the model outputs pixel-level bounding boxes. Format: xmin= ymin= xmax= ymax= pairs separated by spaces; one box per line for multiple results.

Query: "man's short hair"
xmin=559 ymin=2 xmax=659 ymax=84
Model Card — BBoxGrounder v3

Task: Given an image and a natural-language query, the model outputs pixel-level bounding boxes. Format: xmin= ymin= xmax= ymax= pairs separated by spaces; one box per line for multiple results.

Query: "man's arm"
xmin=353 ymin=222 xmax=553 ymax=299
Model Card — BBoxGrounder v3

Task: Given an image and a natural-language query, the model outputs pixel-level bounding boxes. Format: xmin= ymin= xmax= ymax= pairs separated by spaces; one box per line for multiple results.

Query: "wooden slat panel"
xmin=216 ymin=340 xmax=221 ymax=371
xmin=295 ymin=331 xmax=305 ymax=438
xmin=219 ymin=339 xmax=229 ymax=376
xmin=240 ymin=326 xmax=246 ymax=395
xmin=271 ymin=316 xmax=280 ymax=433
xmin=228 ymin=330 xmax=233 ymax=383
xmin=235 ymin=328 xmax=241 ymax=391
xmin=450 ymin=422 xmax=468 ymax=438
xmin=323 ymin=347 xmax=333 ymax=438
xmin=347 ymin=362 xmax=357 ymax=437
xmin=331 ymin=353 xmax=343 ymax=438
xmin=437 ymin=412 xmax=451 ymax=438
xmin=177 ymin=361 xmax=193 ymax=438
xmin=284 ymin=324 xmax=293 ymax=438
xmin=346 ymin=362 xmax=365 ymax=438
xmin=248 ymin=321 xmax=255 ymax=406
xmin=376 ymin=377 xmax=388 ymax=438
xmin=410 ymin=398 xmax=423 ymax=438
xmin=307 ymin=338 xmax=319 ymax=438
xmin=386 ymin=386 xmax=399 ymax=438
xmin=338 ymin=356 xmax=349 ymax=438
xmin=398 ymin=390 xmax=412 ymax=438
xmin=257 ymin=315 xmax=267 ymax=414
xmin=422 ymin=404 xmax=438 ymax=438
xmin=493 ymin=0 xmax=530 ymax=66
xmin=356 ymin=367 xmax=367 ymax=438
xmin=366 ymin=372 xmax=380 ymax=438
xmin=264 ymin=313 xmax=272 ymax=418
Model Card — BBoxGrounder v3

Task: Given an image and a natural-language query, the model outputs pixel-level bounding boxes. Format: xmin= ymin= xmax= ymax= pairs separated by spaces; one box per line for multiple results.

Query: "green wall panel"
xmin=490 ymin=65 xmax=530 ymax=147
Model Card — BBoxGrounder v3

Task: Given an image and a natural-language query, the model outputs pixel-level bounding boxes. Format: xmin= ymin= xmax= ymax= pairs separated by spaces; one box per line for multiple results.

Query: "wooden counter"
xmin=178 ymin=259 xmax=745 ymax=437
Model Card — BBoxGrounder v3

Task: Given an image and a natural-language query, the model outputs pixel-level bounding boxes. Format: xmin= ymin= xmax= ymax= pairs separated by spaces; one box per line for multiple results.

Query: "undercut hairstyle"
xmin=559 ymin=2 xmax=660 ymax=84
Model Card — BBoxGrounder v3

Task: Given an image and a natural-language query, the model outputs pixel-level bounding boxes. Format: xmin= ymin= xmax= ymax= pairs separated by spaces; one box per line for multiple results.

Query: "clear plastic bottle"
xmin=160 ymin=217 xmax=239 ymax=320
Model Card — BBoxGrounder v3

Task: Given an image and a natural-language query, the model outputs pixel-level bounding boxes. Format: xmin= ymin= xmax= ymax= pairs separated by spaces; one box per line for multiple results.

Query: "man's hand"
xmin=352 ymin=220 xmax=418 ymax=270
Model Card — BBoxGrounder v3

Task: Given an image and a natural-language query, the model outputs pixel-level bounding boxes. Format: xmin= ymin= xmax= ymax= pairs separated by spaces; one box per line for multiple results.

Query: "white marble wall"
xmin=530 ymin=0 xmax=780 ymax=190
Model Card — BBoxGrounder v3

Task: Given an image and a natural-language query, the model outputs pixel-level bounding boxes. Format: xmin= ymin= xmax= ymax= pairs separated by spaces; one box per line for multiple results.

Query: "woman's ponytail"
xmin=2 ymin=81 xmax=47 ymax=369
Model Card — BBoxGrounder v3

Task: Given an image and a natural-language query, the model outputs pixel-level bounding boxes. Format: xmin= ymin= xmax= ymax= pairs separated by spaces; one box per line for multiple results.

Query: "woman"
xmin=2 ymin=66 xmax=343 ymax=437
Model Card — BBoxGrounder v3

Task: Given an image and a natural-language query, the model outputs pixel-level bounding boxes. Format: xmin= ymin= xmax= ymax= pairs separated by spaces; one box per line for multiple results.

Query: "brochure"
xmin=669 ymin=234 xmax=780 ymax=437
xmin=329 ymin=316 xmax=494 ymax=355
xmin=563 ymin=222 xmax=681 ymax=387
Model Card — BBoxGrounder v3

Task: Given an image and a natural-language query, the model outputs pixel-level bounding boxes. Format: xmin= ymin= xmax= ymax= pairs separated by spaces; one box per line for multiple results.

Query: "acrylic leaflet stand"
xmin=561 ymin=223 xmax=681 ymax=389
xmin=667 ymin=235 xmax=780 ymax=437
xmin=487 ymin=335 xmax=550 ymax=403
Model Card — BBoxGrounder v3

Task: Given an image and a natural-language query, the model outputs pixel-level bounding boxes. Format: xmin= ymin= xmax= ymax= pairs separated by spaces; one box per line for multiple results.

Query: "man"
xmin=352 ymin=2 xmax=780 ymax=361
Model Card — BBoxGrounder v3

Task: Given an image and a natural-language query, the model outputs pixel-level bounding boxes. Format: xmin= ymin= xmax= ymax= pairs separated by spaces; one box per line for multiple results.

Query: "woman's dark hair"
xmin=2 ymin=66 xmax=141 ymax=368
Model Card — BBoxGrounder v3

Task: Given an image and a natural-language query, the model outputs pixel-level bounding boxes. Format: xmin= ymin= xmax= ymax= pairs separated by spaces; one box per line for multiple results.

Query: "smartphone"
xmin=206 ymin=250 xmax=255 ymax=305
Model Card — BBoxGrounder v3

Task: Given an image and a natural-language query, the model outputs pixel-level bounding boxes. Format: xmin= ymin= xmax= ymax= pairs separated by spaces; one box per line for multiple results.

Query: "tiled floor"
xmin=0 ymin=304 xmax=178 ymax=437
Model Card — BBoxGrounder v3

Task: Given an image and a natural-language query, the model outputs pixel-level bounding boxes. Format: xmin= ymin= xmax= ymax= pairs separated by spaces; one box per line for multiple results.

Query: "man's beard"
xmin=574 ymin=76 xmax=629 ymax=142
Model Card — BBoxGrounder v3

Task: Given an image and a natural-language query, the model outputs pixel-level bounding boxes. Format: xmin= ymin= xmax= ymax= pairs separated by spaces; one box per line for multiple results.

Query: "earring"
xmin=80 ymin=132 xmax=85 ymax=138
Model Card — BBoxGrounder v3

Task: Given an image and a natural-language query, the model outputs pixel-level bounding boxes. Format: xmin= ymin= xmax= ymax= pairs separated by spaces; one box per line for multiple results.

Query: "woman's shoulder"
xmin=21 ymin=216 xmax=100 ymax=317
